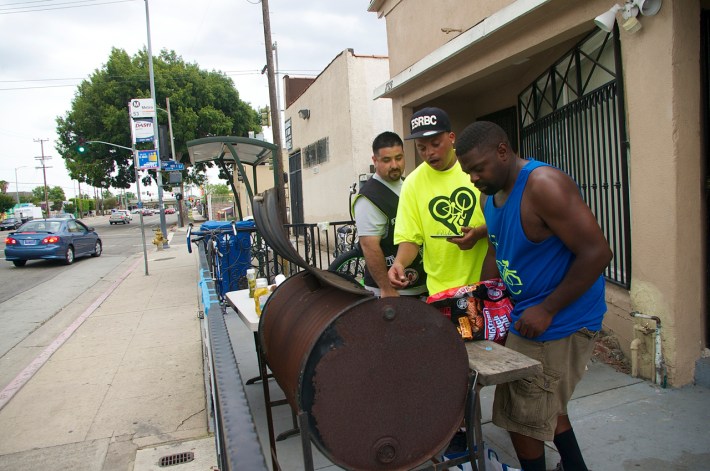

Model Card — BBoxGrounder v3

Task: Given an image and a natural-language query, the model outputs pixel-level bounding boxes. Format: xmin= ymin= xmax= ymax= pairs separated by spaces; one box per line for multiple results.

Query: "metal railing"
xmin=196 ymin=247 xmax=268 ymax=471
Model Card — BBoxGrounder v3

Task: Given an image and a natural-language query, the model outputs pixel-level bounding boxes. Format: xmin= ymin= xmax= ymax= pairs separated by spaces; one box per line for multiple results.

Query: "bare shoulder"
xmin=526 ymin=165 xmax=580 ymax=201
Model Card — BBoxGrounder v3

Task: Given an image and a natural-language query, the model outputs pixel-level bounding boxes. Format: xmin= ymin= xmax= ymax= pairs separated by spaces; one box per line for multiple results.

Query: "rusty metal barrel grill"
xmin=254 ymin=189 xmax=470 ymax=470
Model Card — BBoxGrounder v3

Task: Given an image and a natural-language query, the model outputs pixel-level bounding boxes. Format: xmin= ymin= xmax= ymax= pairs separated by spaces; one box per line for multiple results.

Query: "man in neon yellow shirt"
xmin=388 ymin=107 xmax=488 ymax=295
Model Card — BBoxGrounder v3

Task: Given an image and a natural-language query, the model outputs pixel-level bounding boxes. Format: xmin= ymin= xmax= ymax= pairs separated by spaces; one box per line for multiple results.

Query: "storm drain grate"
xmin=158 ymin=451 xmax=194 ymax=467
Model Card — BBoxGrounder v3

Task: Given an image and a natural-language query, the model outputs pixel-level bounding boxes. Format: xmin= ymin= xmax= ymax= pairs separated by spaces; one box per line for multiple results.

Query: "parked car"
xmin=4 ymin=218 xmax=102 ymax=267
xmin=142 ymin=209 xmax=154 ymax=216
xmin=164 ymin=208 xmax=176 ymax=214
xmin=109 ymin=210 xmax=132 ymax=225
xmin=0 ymin=217 xmax=22 ymax=231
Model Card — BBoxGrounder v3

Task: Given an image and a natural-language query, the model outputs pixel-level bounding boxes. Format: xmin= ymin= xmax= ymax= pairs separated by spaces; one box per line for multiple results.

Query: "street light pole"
xmin=14 ymin=166 xmax=28 ymax=205
xmin=144 ymin=0 xmax=169 ymax=248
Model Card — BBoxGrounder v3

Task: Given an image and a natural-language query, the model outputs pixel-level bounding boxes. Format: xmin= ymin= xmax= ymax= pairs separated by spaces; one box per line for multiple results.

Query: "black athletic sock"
xmin=553 ymin=428 xmax=588 ymax=471
xmin=518 ymin=454 xmax=546 ymax=471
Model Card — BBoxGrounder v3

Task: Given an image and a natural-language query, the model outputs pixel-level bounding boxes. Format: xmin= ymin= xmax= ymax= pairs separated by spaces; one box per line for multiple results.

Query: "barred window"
xmin=285 ymin=118 xmax=292 ymax=151
xmin=303 ymin=137 xmax=329 ymax=168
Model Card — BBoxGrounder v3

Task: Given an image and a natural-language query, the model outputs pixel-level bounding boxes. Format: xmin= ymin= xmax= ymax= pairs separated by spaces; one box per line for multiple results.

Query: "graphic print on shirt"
xmin=428 ymin=187 xmax=477 ymax=234
xmin=496 ymin=259 xmax=523 ymax=295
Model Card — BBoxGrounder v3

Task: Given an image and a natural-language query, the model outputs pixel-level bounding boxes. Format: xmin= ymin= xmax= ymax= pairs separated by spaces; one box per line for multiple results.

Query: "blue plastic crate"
xmin=200 ymin=220 xmax=254 ymax=296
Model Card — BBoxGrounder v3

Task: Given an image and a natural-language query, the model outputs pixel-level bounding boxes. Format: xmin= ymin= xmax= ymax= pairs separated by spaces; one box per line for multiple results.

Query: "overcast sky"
xmin=0 ymin=0 xmax=387 ymax=201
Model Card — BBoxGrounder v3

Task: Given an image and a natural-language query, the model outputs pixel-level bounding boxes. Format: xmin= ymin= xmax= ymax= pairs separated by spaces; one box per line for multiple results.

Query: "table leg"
xmin=473 ymin=383 xmax=485 ymax=471
xmin=246 ymin=332 xmax=273 ymax=384
xmin=257 ymin=334 xmax=279 ymax=470
xmin=276 ymin=408 xmax=300 ymax=441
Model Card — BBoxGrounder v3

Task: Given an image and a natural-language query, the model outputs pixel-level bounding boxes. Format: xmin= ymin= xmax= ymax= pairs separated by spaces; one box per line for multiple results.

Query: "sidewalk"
xmin=0 ymin=226 xmax=215 ymax=470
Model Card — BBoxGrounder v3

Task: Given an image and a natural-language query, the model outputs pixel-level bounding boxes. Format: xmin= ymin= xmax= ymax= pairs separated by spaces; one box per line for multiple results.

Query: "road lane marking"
xmin=0 ymin=258 xmax=141 ymax=411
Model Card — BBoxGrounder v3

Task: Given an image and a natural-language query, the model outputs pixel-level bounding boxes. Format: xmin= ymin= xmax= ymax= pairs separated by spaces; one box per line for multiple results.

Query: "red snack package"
xmin=427 ymin=278 xmax=512 ymax=344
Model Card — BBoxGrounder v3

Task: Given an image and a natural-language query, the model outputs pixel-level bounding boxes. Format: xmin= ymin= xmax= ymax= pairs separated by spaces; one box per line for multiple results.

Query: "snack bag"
xmin=426 ymin=278 xmax=512 ymax=344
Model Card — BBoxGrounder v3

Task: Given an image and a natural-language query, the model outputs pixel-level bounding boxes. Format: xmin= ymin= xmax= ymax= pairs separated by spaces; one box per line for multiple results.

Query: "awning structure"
xmin=187 ymin=136 xmax=278 ymax=220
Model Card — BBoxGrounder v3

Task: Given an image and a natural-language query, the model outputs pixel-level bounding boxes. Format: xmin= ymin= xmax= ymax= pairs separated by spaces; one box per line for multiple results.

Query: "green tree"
xmin=31 ymin=186 xmax=66 ymax=210
xmin=206 ymin=183 xmax=231 ymax=195
xmin=55 ymin=48 xmax=261 ymax=191
xmin=0 ymin=193 xmax=15 ymax=215
xmin=104 ymin=197 xmax=118 ymax=210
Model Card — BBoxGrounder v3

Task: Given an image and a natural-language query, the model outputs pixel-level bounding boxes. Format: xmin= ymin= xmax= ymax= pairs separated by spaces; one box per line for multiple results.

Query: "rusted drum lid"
xmin=300 ymin=296 xmax=469 ymax=471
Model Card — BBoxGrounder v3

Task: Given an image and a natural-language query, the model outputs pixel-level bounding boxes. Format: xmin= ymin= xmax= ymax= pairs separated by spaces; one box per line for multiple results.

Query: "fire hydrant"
xmin=152 ymin=229 xmax=166 ymax=249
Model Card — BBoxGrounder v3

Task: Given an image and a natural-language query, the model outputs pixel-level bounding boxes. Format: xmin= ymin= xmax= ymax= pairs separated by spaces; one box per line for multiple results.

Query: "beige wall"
xmin=623 ymin=1 xmax=704 ymax=384
xmin=286 ymin=50 xmax=393 ymax=223
xmin=371 ymin=0 xmax=708 ymax=386
xmin=234 ymin=164 xmax=276 ymax=219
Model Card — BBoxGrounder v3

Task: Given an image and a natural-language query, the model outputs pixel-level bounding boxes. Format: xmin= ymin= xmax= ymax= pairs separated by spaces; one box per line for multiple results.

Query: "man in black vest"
xmin=353 ymin=131 xmax=427 ymax=297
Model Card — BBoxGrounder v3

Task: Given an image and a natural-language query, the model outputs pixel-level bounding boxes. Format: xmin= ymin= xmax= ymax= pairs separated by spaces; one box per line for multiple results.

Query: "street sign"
xmin=137 ymin=201 xmax=143 ymax=209
xmin=132 ymin=118 xmax=155 ymax=143
xmin=129 ymin=98 xmax=155 ymax=118
xmin=161 ymin=160 xmax=185 ymax=171
xmin=138 ymin=149 xmax=159 ymax=169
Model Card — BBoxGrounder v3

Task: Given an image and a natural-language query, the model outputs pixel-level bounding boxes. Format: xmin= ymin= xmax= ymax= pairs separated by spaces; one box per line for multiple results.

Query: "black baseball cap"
xmin=405 ymin=107 xmax=451 ymax=140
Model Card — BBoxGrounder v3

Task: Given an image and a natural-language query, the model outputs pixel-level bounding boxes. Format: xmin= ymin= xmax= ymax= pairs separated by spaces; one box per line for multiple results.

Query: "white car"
xmin=109 ymin=210 xmax=132 ymax=225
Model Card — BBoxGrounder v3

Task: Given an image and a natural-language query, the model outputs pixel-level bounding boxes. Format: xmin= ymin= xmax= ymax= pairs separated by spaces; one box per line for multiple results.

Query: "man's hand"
xmin=379 ymin=285 xmax=400 ymax=298
xmin=447 ymin=225 xmax=486 ymax=250
xmin=514 ymin=304 xmax=555 ymax=338
xmin=388 ymin=262 xmax=410 ymax=289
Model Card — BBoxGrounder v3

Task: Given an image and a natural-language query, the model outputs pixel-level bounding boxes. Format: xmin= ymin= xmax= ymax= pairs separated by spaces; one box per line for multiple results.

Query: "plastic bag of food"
xmin=426 ymin=278 xmax=512 ymax=344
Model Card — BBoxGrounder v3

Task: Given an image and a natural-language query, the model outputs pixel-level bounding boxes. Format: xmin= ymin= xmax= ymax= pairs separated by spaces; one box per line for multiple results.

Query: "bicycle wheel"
xmin=206 ymin=239 xmax=218 ymax=281
xmin=328 ymin=247 xmax=366 ymax=285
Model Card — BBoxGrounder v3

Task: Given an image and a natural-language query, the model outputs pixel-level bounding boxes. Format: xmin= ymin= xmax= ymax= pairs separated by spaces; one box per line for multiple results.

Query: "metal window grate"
xmin=158 ymin=451 xmax=195 ymax=467
xmin=519 ymin=28 xmax=631 ymax=288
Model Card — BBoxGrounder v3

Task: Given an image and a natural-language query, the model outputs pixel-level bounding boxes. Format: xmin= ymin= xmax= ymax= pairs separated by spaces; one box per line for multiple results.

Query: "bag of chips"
xmin=426 ymin=278 xmax=512 ymax=344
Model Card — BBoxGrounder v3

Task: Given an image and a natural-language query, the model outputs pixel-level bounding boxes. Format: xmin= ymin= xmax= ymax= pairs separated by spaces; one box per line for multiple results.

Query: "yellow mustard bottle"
xmin=254 ymin=278 xmax=269 ymax=316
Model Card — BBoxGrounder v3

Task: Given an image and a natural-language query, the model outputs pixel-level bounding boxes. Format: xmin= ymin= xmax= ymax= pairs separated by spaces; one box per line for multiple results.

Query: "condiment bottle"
xmin=246 ymin=268 xmax=257 ymax=298
xmin=254 ymin=278 xmax=269 ymax=316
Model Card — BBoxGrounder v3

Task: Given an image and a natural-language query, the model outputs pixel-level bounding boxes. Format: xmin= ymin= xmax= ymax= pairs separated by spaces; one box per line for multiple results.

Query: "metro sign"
xmin=129 ymin=98 xmax=155 ymax=118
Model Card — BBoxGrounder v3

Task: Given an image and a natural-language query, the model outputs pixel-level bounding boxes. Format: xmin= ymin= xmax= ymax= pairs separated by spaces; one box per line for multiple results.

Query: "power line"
xmin=0 ymin=0 xmax=137 ymax=15
xmin=0 ymin=69 xmax=319 ymax=91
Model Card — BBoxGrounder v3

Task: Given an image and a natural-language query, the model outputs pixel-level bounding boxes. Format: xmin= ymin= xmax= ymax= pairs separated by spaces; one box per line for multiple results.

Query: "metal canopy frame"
xmin=187 ymin=136 xmax=279 ymax=220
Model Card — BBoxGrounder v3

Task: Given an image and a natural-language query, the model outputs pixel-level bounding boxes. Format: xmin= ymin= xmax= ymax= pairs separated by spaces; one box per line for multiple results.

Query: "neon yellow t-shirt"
xmin=394 ymin=158 xmax=487 ymax=294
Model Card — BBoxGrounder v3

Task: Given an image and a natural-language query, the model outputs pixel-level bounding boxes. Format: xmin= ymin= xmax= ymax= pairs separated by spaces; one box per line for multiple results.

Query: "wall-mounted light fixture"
xmin=594 ymin=0 xmax=662 ymax=34
xmin=298 ymin=109 xmax=310 ymax=120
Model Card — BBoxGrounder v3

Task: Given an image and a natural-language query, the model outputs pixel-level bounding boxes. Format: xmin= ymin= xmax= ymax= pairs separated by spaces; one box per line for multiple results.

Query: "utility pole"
xmin=273 ymin=41 xmax=284 ymax=149
xmin=260 ymin=0 xmax=288 ymax=223
xmin=144 ymin=0 xmax=169 ymax=247
xmin=166 ymin=97 xmax=184 ymax=228
xmin=77 ymin=180 xmax=83 ymax=216
xmin=34 ymin=138 xmax=51 ymax=217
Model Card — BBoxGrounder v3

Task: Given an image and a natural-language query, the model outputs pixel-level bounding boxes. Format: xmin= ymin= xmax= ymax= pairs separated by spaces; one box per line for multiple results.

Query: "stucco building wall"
xmin=285 ymin=50 xmax=393 ymax=223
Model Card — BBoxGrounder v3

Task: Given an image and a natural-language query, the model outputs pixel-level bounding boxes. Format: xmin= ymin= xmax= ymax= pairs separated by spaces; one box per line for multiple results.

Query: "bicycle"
xmin=328 ymin=181 xmax=366 ymax=283
xmin=329 ymin=245 xmax=366 ymax=284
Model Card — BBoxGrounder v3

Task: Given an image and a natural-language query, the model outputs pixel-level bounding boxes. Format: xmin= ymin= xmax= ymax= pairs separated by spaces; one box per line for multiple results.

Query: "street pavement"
xmin=0 ymin=213 xmax=708 ymax=470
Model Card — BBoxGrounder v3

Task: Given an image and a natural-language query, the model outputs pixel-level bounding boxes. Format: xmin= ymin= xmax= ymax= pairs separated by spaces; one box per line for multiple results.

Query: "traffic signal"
xmin=175 ymin=193 xmax=183 ymax=201
xmin=260 ymin=106 xmax=271 ymax=126
xmin=77 ymin=138 xmax=87 ymax=153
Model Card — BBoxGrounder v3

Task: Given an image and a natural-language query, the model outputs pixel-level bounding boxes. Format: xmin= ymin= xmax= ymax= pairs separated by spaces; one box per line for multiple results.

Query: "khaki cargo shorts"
xmin=492 ymin=328 xmax=598 ymax=441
